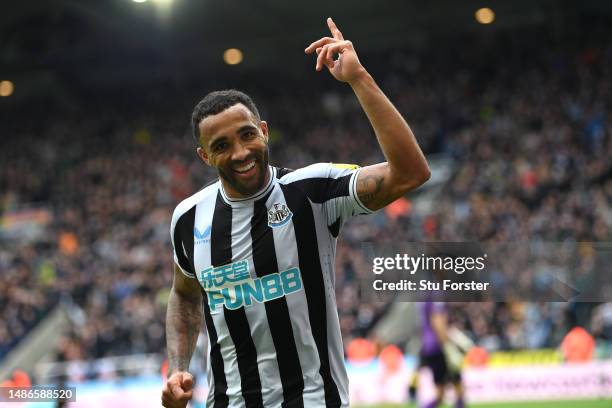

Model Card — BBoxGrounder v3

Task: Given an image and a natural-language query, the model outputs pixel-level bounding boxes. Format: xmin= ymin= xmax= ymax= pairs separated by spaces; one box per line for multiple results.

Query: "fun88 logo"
xmin=205 ymin=265 xmax=303 ymax=312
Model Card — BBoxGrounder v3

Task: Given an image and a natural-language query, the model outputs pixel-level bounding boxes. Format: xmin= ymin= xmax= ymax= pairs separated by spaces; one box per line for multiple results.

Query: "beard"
xmin=217 ymin=148 xmax=269 ymax=198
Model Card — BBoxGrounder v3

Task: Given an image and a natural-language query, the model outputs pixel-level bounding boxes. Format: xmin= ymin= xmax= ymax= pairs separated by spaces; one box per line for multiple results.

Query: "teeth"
xmin=235 ymin=161 xmax=255 ymax=172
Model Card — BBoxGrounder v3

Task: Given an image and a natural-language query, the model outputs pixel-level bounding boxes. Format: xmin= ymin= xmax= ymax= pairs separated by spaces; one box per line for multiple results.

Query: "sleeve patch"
xmin=331 ymin=163 xmax=360 ymax=170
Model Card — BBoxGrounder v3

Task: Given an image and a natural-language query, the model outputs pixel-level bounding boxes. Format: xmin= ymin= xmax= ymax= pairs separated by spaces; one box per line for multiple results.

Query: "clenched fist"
xmin=162 ymin=371 xmax=194 ymax=408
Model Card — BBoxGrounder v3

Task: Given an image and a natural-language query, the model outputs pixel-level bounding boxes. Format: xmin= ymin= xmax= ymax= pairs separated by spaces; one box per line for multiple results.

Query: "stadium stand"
xmin=1 ymin=8 xmax=611 ymax=389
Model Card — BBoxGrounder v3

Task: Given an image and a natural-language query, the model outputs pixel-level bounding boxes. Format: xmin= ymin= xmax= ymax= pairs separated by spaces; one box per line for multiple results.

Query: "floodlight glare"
xmin=475 ymin=8 xmax=495 ymax=24
xmin=224 ymin=48 xmax=244 ymax=65
xmin=0 ymin=80 xmax=14 ymax=97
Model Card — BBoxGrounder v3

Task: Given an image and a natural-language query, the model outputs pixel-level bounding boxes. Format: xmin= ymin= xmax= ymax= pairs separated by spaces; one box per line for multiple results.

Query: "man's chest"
xmin=191 ymin=195 xmax=308 ymax=313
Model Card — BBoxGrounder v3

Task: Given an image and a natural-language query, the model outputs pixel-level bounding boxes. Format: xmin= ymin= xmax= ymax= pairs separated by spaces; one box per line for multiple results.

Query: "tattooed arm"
xmin=304 ymin=18 xmax=430 ymax=211
xmin=166 ymin=263 xmax=202 ymax=374
xmin=162 ymin=263 xmax=202 ymax=408
xmin=351 ymin=71 xmax=430 ymax=211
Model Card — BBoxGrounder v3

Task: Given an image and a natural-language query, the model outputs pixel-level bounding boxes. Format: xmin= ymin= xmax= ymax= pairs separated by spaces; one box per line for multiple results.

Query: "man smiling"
xmin=163 ymin=17 xmax=430 ymax=408
xmin=196 ymin=98 xmax=271 ymax=198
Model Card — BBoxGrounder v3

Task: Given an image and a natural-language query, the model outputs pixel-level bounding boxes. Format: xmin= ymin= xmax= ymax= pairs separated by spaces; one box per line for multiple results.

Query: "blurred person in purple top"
xmin=421 ymin=301 xmax=444 ymax=355
xmin=418 ymin=301 xmax=465 ymax=408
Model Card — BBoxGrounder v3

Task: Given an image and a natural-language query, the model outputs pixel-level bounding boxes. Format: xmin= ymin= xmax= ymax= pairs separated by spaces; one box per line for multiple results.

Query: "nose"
xmin=231 ymin=141 xmax=250 ymax=162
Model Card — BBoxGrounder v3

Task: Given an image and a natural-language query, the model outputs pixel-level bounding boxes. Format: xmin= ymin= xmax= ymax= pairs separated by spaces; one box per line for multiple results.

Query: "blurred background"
xmin=0 ymin=0 xmax=611 ymax=406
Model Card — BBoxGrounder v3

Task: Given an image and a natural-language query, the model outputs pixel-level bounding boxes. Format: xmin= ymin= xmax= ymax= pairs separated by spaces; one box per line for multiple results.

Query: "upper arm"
xmin=356 ymin=162 xmax=429 ymax=211
xmin=355 ymin=163 xmax=390 ymax=211
xmin=172 ymin=263 xmax=203 ymax=304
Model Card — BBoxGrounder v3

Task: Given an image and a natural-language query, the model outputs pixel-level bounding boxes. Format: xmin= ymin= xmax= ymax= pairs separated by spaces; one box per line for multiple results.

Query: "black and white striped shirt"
xmin=170 ymin=163 xmax=372 ymax=408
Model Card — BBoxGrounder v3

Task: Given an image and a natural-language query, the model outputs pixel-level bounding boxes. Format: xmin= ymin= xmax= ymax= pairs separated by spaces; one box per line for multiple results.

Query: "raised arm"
xmin=162 ymin=263 xmax=203 ymax=408
xmin=305 ymin=18 xmax=430 ymax=211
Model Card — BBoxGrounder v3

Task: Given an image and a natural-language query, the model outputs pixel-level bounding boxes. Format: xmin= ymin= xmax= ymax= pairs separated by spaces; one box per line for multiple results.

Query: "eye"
xmin=242 ymin=131 xmax=257 ymax=140
xmin=212 ymin=142 xmax=228 ymax=153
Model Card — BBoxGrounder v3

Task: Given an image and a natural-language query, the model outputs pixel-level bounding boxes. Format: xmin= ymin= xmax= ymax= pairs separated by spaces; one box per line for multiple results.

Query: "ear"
xmin=260 ymin=120 xmax=269 ymax=142
xmin=196 ymin=146 xmax=211 ymax=166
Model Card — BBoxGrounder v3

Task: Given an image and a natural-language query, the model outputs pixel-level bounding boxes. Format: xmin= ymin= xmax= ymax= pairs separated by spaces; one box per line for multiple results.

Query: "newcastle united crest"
xmin=267 ymin=203 xmax=293 ymax=228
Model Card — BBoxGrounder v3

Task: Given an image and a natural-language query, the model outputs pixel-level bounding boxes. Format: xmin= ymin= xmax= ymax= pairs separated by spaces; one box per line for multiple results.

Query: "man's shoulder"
xmin=277 ymin=162 xmax=359 ymax=184
xmin=171 ymin=180 xmax=219 ymax=223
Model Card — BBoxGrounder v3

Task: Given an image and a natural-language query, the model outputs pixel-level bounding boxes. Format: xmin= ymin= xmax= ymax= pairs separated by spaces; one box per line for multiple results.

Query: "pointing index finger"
xmin=327 ymin=17 xmax=344 ymax=41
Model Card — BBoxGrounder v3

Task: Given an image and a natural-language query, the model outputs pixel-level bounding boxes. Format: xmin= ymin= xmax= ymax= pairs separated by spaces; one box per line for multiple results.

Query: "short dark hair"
xmin=191 ymin=89 xmax=261 ymax=144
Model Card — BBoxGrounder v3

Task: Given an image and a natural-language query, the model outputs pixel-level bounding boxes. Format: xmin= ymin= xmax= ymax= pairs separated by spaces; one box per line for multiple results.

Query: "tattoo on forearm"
xmin=357 ymin=173 xmax=385 ymax=206
xmin=166 ymin=289 xmax=202 ymax=376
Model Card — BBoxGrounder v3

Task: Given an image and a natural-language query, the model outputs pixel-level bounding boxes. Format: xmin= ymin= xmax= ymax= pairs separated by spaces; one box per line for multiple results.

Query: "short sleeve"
xmin=323 ymin=164 xmax=373 ymax=232
xmin=170 ymin=205 xmax=197 ymax=279
xmin=279 ymin=162 xmax=373 ymax=237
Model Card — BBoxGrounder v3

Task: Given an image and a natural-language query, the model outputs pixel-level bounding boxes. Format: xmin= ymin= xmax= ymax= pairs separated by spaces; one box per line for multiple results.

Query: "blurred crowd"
xmin=1 ymin=17 xmax=612 ymax=377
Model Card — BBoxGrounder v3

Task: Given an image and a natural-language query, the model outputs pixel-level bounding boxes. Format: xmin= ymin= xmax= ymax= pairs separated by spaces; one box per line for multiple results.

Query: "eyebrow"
xmin=208 ymin=125 xmax=258 ymax=149
xmin=237 ymin=124 xmax=258 ymax=134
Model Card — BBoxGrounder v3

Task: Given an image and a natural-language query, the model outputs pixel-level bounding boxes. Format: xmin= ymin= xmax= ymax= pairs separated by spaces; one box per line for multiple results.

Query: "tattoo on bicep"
xmin=357 ymin=173 xmax=385 ymax=205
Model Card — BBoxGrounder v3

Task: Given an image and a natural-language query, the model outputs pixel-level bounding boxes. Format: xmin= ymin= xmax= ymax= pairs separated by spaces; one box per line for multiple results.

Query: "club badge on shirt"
xmin=267 ymin=203 xmax=293 ymax=228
